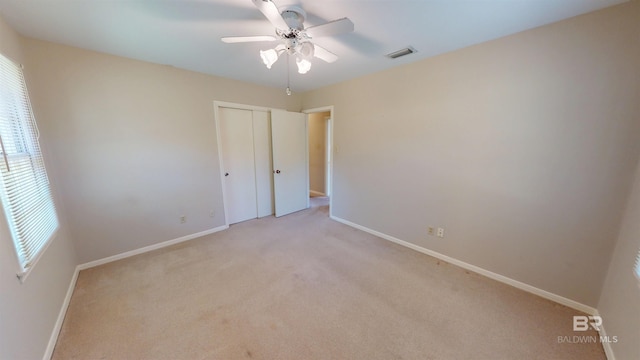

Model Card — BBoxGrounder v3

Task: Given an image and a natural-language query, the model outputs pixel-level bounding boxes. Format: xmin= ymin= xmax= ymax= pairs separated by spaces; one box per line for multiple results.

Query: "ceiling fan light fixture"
xmin=226 ymin=1 xmax=354 ymax=83
xmin=260 ymin=48 xmax=279 ymax=69
xmin=297 ymin=41 xmax=315 ymax=59
xmin=296 ymin=57 xmax=312 ymax=74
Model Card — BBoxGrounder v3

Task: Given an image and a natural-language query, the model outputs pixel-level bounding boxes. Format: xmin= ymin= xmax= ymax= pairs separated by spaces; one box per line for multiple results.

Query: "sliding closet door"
xmin=252 ymin=110 xmax=274 ymax=218
xmin=271 ymin=109 xmax=309 ymax=217
xmin=219 ymin=107 xmax=258 ymax=224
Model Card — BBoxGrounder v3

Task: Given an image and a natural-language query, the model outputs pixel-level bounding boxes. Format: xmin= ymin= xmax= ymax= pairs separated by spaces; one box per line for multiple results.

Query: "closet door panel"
xmin=253 ymin=110 xmax=274 ymax=218
xmin=219 ymin=107 xmax=258 ymax=224
xmin=271 ymin=109 xmax=309 ymax=217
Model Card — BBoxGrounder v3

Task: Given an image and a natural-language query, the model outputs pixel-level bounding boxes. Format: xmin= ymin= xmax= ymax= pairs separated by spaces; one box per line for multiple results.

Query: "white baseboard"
xmin=43 ymin=265 xmax=79 ymax=360
xmin=78 ymin=225 xmax=228 ymax=270
xmin=595 ymin=311 xmax=616 ymax=360
xmin=330 ymin=215 xmax=598 ymax=315
xmin=44 ymin=225 xmax=229 ymax=359
xmin=309 ymin=190 xmax=326 ymax=197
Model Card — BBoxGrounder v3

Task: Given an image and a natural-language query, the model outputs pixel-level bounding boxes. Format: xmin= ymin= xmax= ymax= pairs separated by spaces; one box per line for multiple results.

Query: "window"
xmin=0 ymin=53 xmax=58 ymax=282
xmin=635 ymin=249 xmax=640 ymax=283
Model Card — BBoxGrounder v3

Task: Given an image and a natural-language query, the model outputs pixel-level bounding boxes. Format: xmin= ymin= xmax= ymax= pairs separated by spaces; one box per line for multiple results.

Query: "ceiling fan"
xmin=222 ymin=0 xmax=354 ymax=78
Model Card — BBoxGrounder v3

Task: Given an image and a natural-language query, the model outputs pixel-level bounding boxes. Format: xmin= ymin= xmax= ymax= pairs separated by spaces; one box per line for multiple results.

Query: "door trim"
xmin=303 ymin=105 xmax=334 ymax=218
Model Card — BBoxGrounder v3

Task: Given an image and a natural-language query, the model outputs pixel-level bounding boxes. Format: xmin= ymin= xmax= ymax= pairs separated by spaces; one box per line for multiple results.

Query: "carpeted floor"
xmin=53 ymin=197 xmax=605 ymax=359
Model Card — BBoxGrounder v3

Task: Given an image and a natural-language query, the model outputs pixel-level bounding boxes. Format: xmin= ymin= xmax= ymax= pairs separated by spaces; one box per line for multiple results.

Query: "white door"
xmin=219 ymin=107 xmax=258 ymax=224
xmin=271 ymin=109 xmax=309 ymax=217
xmin=252 ymin=110 xmax=274 ymax=218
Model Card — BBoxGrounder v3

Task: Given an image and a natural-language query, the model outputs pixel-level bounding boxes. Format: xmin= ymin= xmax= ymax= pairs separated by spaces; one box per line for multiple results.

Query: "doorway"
xmin=305 ymin=107 xmax=333 ymax=213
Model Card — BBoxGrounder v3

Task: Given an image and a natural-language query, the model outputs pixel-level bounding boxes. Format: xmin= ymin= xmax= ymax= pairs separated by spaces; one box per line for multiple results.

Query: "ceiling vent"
xmin=386 ymin=47 xmax=417 ymax=59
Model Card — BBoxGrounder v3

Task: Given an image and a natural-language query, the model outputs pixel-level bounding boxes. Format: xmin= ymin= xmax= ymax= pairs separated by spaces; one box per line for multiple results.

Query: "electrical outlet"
xmin=209 ymin=210 xmax=215 ymax=218
xmin=180 ymin=216 xmax=186 ymax=224
xmin=437 ymin=227 xmax=445 ymax=238
xmin=427 ymin=226 xmax=435 ymax=236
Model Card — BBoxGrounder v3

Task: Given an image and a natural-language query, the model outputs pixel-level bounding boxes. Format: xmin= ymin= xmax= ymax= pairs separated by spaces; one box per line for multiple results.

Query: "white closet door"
xmin=219 ymin=107 xmax=258 ymax=224
xmin=271 ymin=109 xmax=309 ymax=217
xmin=252 ymin=110 xmax=274 ymax=217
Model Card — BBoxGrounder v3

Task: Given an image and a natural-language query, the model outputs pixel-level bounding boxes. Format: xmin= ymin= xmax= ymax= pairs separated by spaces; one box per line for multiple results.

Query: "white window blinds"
xmin=635 ymin=249 xmax=640 ymax=282
xmin=0 ymin=53 xmax=58 ymax=280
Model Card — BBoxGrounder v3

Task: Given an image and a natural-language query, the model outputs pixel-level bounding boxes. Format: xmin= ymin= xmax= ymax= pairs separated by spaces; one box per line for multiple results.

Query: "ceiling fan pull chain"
xmin=286 ymin=54 xmax=292 ymax=96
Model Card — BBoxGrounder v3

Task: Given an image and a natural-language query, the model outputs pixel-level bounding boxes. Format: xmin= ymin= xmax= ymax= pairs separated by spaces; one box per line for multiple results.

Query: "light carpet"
xmin=53 ymin=197 xmax=605 ymax=359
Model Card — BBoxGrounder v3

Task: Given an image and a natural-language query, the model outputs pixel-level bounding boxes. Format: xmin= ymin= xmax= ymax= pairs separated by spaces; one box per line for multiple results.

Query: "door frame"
xmin=214 ymin=101 xmax=273 ymax=227
xmin=325 ymin=116 xmax=332 ymax=197
xmin=302 ymin=105 xmax=334 ymax=217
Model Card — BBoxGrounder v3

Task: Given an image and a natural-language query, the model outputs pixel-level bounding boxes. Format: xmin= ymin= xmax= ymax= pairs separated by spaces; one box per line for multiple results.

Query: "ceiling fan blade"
xmin=313 ymin=44 xmax=338 ymax=63
xmin=221 ymin=35 xmax=277 ymax=43
xmin=252 ymin=0 xmax=289 ymax=30
xmin=305 ymin=18 xmax=354 ymax=38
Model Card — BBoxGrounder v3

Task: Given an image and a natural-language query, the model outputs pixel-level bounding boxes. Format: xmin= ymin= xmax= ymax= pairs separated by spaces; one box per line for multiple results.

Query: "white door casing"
xmin=326 ymin=118 xmax=332 ymax=197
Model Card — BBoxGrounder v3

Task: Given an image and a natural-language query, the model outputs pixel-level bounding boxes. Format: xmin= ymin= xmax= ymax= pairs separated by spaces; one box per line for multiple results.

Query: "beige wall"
xmin=2 ymin=2 xmax=640 ymax=359
xmin=22 ymin=39 xmax=302 ymax=263
xmin=302 ymin=2 xmax=640 ymax=307
xmin=0 ymin=16 xmax=78 ymax=360
xmin=598 ymin=158 xmax=640 ymax=360
xmin=308 ymin=111 xmax=329 ymax=194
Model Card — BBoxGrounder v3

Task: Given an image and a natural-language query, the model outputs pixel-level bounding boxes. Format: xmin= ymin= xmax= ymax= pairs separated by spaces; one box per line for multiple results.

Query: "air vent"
xmin=386 ymin=47 xmax=417 ymax=59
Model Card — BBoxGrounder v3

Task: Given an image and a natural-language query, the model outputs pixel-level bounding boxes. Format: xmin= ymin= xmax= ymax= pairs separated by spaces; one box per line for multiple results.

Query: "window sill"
xmin=16 ymin=227 xmax=59 ymax=284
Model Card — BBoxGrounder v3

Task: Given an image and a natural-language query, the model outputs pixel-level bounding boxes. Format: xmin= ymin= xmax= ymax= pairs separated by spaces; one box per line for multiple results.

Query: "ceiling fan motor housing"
xmin=285 ymin=38 xmax=299 ymax=53
xmin=281 ymin=6 xmax=306 ymax=30
xmin=277 ymin=6 xmax=308 ymax=54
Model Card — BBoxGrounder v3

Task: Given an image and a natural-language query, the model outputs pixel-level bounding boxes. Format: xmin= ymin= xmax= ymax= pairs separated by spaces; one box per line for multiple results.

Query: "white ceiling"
xmin=0 ymin=0 xmax=627 ymax=93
